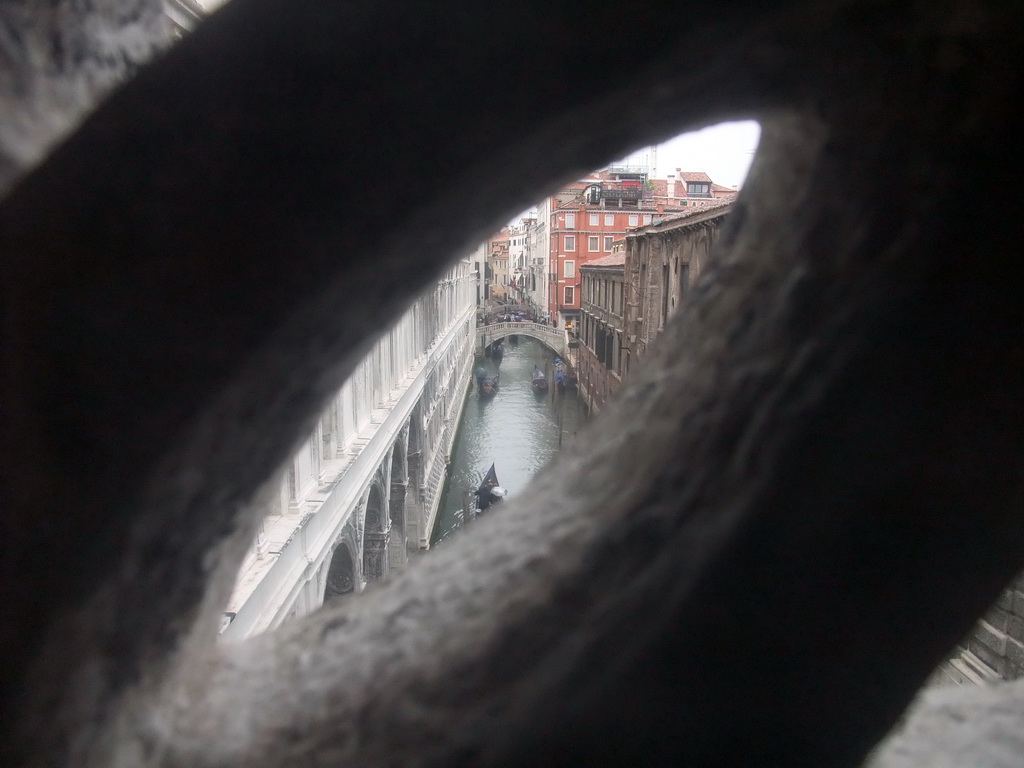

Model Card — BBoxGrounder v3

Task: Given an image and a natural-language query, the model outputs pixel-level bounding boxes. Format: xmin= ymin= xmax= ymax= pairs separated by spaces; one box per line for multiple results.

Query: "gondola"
xmin=492 ymin=342 xmax=504 ymax=362
xmin=531 ymin=366 xmax=548 ymax=393
xmin=478 ymin=373 xmax=499 ymax=397
xmin=554 ymin=357 xmax=569 ymax=391
xmin=474 ymin=463 xmax=506 ymax=513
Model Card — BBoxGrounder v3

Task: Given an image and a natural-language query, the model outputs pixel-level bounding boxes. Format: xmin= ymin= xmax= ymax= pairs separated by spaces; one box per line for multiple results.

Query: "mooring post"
xmin=462 ymin=491 xmax=472 ymax=527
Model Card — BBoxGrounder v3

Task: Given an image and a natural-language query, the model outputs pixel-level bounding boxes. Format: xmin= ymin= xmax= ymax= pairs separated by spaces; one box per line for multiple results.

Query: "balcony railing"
xmin=601 ymin=188 xmax=642 ymax=202
xmin=606 ymin=165 xmax=649 ymax=175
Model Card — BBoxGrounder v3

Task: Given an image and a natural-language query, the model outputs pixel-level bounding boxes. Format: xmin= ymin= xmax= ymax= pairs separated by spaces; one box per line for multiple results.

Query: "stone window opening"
xmin=322 ymin=542 xmax=355 ymax=604
xmin=3 ymin=5 xmax=1023 ymax=768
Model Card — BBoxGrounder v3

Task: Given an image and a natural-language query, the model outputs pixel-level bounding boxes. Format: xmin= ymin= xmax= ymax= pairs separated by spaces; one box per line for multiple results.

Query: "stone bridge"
xmin=477 ymin=321 xmax=568 ymax=359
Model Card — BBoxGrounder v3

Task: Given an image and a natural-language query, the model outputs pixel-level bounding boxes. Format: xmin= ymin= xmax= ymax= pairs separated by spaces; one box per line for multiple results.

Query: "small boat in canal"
xmin=474 ymin=462 xmax=507 ymax=513
xmin=531 ymin=366 xmax=548 ymax=393
xmin=554 ymin=357 xmax=569 ymax=391
xmin=492 ymin=342 xmax=504 ymax=362
xmin=478 ymin=373 xmax=499 ymax=398
xmin=555 ymin=369 xmax=567 ymax=391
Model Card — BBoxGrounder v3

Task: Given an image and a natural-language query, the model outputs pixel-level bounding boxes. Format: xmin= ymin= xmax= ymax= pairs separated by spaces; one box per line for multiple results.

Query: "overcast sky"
xmin=510 ymin=120 xmax=761 ymax=223
xmin=618 ymin=120 xmax=761 ymax=190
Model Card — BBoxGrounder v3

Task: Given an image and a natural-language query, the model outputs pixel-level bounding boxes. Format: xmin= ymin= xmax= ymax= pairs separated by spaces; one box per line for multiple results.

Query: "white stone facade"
xmin=527 ymin=209 xmax=548 ymax=316
xmin=508 ymin=220 xmax=531 ymax=301
xmin=468 ymin=240 xmax=488 ymax=307
xmin=221 ymin=259 xmax=476 ymax=639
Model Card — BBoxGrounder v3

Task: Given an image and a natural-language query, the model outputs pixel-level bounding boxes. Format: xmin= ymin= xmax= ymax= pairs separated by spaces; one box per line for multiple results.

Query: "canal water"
xmin=430 ymin=335 xmax=589 ymax=546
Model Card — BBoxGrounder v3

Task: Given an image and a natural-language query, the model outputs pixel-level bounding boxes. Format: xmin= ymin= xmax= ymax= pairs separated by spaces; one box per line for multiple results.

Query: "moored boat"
xmin=531 ymin=366 xmax=548 ymax=393
xmin=554 ymin=357 xmax=569 ymax=391
xmin=478 ymin=373 xmax=499 ymax=397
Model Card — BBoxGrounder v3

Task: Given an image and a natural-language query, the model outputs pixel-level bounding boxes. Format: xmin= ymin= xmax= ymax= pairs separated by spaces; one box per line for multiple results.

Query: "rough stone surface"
xmin=0 ymin=0 xmax=169 ymax=195
xmin=867 ymin=680 xmax=1024 ymax=768
xmin=1 ymin=1 xmax=1023 ymax=767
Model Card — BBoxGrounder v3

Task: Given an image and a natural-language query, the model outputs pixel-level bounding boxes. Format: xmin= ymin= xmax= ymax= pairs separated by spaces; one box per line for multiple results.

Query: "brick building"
xmin=576 ymin=198 xmax=735 ymax=412
xmin=542 ymin=167 xmax=734 ymax=329
xmin=651 ymin=169 xmax=737 ymax=209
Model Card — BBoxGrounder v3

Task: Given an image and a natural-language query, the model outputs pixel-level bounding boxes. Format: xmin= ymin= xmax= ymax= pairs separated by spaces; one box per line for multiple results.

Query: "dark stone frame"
xmin=1 ymin=1 xmax=1023 ymax=766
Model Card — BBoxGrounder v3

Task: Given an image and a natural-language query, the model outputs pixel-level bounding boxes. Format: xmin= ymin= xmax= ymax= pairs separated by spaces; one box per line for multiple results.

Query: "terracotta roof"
xmin=581 ymin=253 xmax=626 ymax=269
xmin=630 ymin=195 xmax=736 ymax=233
xmin=677 ymin=171 xmax=713 ymax=183
xmin=671 ymin=194 xmax=735 ymax=216
xmin=639 ymin=179 xmax=693 ymax=197
xmin=653 ymin=176 xmax=738 ymax=199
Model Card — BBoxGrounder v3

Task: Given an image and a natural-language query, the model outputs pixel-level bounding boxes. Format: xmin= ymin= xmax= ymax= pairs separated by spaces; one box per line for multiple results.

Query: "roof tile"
xmin=581 ymin=253 xmax=626 ymax=268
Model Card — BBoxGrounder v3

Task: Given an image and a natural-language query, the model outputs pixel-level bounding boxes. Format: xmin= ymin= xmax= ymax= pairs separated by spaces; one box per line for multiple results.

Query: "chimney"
xmin=666 ymin=173 xmax=676 ymax=203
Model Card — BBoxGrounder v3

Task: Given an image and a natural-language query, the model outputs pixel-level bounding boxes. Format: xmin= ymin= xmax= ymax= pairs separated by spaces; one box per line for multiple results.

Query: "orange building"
xmin=542 ymin=167 xmax=734 ymax=327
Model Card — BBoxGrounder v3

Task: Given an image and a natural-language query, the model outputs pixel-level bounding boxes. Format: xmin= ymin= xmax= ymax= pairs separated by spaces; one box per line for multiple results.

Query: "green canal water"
xmin=430 ymin=336 xmax=589 ymax=546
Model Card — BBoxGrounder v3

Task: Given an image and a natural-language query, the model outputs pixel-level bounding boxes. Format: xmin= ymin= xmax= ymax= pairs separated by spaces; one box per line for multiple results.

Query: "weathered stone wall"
xmin=0 ymin=0 xmax=169 ymax=195
xmin=939 ymin=574 xmax=1024 ymax=685
xmin=624 ymin=205 xmax=731 ymax=364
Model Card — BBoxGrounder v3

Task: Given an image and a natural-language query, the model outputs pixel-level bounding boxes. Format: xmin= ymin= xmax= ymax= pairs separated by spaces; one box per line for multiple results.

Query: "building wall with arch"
xmin=220 ymin=258 xmax=476 ymax=640
xmin=622 ymin=200 xmax=734 ymax=370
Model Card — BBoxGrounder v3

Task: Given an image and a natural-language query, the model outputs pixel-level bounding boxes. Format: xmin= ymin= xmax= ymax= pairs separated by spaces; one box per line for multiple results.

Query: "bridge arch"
xmin=322 ymin=531 xmax=357 ymax=605
xmin=477 ymin=321 xmax=567 ymax=359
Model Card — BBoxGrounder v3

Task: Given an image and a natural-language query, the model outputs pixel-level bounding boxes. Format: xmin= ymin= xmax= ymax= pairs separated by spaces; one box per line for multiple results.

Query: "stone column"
xmin=388 ymin=481 xmax=409 ymax=570
xmin=362 ymin=507 xmax=390 ymax=582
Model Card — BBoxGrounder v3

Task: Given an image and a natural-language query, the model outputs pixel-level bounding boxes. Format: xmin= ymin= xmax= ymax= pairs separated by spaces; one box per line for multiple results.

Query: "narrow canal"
xmin=431 ymin=335 xmax=589 ymax=546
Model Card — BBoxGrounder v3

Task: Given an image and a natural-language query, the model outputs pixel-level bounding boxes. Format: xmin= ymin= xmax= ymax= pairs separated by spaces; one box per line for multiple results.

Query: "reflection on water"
xmin=431 ymin=336 xmax=588 ymax=546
